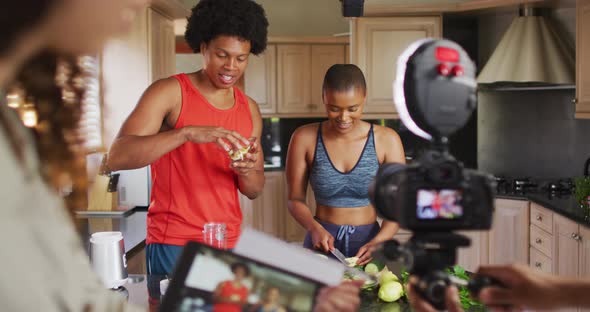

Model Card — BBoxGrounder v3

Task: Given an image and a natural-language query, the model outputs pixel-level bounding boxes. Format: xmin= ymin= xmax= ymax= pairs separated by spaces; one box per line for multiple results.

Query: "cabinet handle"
xmin=573 ymin=98 xmax=578 ymax=104
xmin=573 ymin=233 xmax=582 ymax=241
xmin=536 ymin=215 xmax=543 ymax=221
xmin=535 ymin=262 xmax=542 ymax=268
xmin=535 ymin=238 xmax=542 ymax=244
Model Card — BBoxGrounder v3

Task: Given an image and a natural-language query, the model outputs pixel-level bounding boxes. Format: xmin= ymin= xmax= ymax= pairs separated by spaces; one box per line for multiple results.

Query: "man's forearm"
xmin=108 ymin=128 xmax=187 ymax=171
xmin=560 ymin=278 xmax=590 ymax=308
xmin=238 ymin=169 xmax=265 ymax=199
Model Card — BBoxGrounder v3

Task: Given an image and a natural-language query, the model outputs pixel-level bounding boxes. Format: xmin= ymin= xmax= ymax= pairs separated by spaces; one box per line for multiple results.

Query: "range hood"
xmin=477 ymin=6 xmax=575 ymax=90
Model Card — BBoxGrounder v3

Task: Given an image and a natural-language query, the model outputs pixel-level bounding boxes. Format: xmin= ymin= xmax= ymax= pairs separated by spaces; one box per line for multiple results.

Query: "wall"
xmin=180 ymin=0 xmax=350 ymax=36
xmin=477 ymin=7 xmax=590 ymax=178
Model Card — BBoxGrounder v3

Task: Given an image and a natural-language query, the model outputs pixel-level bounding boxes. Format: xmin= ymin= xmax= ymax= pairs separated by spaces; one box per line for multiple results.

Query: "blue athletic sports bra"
xmin=309 ymin=123 xmax=380 ymax=208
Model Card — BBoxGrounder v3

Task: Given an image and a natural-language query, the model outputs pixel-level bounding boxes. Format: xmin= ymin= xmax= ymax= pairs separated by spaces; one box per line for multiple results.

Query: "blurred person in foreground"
xmin=407 ymin=264 xmax=590 ymax=312
xmin=0 ymin=1 xmax=363 ymax=311
xmin=0 ymin=0 xmax=148 ymax=311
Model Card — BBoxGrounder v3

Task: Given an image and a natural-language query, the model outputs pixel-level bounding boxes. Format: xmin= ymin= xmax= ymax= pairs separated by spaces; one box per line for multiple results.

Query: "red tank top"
xmin=146 ymin=73 xmax=253 ymax=248
xmin=213 ymin=280 xmax=249 ymax=312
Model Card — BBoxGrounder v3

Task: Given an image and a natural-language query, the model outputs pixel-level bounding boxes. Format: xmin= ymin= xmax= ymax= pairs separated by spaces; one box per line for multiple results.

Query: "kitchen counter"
xmin=496 ymin=194 xmax=590 ymax=229
xmin=124 ymin=275 xmax=485 ymax=312
xmin=75 ymin=207 xmax=147 ymax=254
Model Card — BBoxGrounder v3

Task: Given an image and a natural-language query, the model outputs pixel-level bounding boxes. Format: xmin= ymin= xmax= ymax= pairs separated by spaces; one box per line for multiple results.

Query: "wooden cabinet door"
xmin=577 ymin=0 xmax=590 ymax=118
xmin=488 ymin=199 xmax=529 ymax=265
xmin=250 ymin=171 xmax=285 ymax=238
xmin=351 ymin=17 xmax=441 ymax=114
xmin=277 ymin=45 xmax=312 ymax=113
xmin=310 ymin=45 xmax=346 ymax=111
xmin=578 ymin=225 xmax=590 ymax=278
xmin=245 ymin=44 xmax=276 ymax=114
xmin=553 ymin=214 xmax=580 ymax=278
xmin=457 ymin=231 xmax=489 ymax=273
xmin=148 ymin=8 xmax=175 ymax=82
xmin=239 ymin=192 xmax=254 ymax=230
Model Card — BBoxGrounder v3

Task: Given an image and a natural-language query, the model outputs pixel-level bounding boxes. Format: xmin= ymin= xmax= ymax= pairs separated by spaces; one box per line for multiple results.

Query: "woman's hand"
xmin=355 ymin=241 xmax=377 ymax=266
xmin=310 ymin=224 xmax=335 ymax=252
xmin=313 ymin=280 xmax=363 ymax=312
xmin=407 ymin=276 xmax=463 ymax=312
xmin=183 ymin=125 xmax=250 ymax=152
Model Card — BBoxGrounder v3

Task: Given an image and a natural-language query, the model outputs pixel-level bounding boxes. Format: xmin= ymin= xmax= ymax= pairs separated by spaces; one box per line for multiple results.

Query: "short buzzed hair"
xmin=322 ymin=64 xmax=367 ymax=95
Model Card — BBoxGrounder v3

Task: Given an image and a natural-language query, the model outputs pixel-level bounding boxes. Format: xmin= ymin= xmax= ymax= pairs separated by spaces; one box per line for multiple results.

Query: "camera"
xmin=369 ymin=39 xmax=496 ymax=310
xmin=340 ymin=0 xmax=364 ymax=17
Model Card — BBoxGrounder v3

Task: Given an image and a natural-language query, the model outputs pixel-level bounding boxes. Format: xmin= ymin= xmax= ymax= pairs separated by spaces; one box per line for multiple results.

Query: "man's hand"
xmin=231 ymin=138 xmax=259 ymax=176
xmin=313 ymin=280 xmax=363 ymax=312
xmin=407 ymin=276 xmax=463 ymax=312
xmin=183 ymin=125 xmax=250 ymax=152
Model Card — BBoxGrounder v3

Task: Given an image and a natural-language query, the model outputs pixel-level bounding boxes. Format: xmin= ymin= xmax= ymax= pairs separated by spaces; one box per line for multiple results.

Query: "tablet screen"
xmin=161 ymin=242 xmax=322 ymax=312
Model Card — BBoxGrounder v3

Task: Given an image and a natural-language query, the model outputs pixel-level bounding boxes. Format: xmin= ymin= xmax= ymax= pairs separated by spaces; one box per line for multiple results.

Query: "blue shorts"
xmin=146 ymin=243 xmax=184 ymax=275
xmin=303 ymin=218 xmax=380 ymax=258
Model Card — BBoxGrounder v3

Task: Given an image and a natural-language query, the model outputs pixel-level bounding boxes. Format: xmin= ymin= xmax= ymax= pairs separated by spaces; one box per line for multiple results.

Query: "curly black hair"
xmin=184 ymin=0 xmax=268 ymax=55
xmin=230 ymin=262 xmax=251 ymax=276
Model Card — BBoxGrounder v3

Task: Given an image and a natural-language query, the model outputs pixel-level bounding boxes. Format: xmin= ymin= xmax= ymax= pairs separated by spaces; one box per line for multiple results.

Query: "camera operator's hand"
xmin=476 ymin=264 xmax=577 ymax=311
xmin=313 ymin=280 xmax=363 ymax=312
xmin=407 ymin=276 xmax=463 ymax=312
xmin=310 ymin=224 xmax=335 ymax=252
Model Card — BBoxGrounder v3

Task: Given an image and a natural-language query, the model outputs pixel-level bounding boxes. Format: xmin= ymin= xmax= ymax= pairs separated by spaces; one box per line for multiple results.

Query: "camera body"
xmin=371 ymin=150 xmax=494 ymax=232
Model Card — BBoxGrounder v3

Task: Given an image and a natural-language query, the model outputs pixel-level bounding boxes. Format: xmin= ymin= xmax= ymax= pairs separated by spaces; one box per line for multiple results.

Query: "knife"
xmin=330 ymin=248 xmax=377 ymax=284
xmin=330 ymin=248 xmax=350 ymax=266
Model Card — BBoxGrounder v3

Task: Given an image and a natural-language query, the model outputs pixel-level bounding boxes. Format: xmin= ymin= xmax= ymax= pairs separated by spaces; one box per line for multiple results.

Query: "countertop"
xmin=124 ymin=275 xmax=485 ymax=312
xmin=75 ymin=207 xmax=148 ymax=254
xmin=496 ymin=193 xmax=590 ymax=228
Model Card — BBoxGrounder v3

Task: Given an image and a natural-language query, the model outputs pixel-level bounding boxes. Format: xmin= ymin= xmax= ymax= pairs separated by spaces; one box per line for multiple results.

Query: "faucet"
xmin=585 ymin=157 xmax=590 ymax=177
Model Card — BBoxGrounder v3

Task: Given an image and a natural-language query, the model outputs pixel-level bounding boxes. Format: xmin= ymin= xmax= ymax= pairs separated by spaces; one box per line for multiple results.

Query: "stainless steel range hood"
xmin=477 ymin=6 xmax=575 ymax=90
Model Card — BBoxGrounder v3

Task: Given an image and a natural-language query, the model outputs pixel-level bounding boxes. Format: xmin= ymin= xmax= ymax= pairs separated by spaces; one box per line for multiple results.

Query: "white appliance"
xmin=115 ymin=166 xmax=151 ymax=207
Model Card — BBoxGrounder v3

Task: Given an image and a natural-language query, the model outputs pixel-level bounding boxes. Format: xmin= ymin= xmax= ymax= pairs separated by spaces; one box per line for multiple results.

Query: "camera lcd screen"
xmin=416 ymin=189 xmax=463 ymax=220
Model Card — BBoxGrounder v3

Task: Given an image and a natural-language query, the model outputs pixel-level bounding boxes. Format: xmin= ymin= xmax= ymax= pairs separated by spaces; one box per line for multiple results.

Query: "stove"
xmin=494 ymin=176 xmax=574 ymax=197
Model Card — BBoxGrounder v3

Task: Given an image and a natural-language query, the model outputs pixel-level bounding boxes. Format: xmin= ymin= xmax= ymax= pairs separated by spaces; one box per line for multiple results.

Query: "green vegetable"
xmin=365 ymin=263 xmax=379 ymax=275
xmin=575 ymin=177 xmax=590 ymax=205
xmin=378 ymin=281 xmax=404 ymax=302
xmin=379 ymin=271 xmax=399 ymax=284
xmin=379 ymin=302 xmax=401 ymax=312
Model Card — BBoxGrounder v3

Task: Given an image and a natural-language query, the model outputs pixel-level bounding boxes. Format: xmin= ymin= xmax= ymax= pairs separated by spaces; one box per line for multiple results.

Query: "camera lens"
xmin=428 ymin=280 xmax=448 ymax=304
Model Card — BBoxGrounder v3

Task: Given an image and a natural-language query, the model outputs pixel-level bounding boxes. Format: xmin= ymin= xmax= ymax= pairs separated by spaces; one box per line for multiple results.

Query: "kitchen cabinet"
xmin=244 ymin=45 xmax=276 ymax=114
xmin=351 ymin=16 xmax=441 ymax=116
xmin=277 ymin=45 xmax=312 ymax=114
xmin=310 ymin=45 xmax=346 ymax=111
xmin=528 ymin=203 xmax=590 ymax=311
xmin=576 ymin=0 xmax=590 ymax=118
xmin=277 ymin=44 xmax=346 ymax=114
xmin=148 ymin=8 xmax=175 ymax=82
xmin=101 ymin=4 xmax=184 ymax=147
xmin=457 ymin=231 xmax=488 ymax=273
xmin=249 ymin=171 xmax=286 ymax=239
xmin=488 ymin=199 xmax=529 ymax=265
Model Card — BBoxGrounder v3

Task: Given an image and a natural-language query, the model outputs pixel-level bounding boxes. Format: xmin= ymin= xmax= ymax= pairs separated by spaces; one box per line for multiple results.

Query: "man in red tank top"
xmin=107 ymin=0 xmax=268 ymax=275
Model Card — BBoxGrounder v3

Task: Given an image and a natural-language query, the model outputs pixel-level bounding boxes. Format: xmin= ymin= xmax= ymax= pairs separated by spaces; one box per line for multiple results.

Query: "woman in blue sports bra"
xmin=286 ymin=64 xmax=406 ymax=265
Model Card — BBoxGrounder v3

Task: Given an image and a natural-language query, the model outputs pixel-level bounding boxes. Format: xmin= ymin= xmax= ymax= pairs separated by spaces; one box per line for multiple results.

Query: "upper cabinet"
xmin=277 ymin=45 xmax=312 ymax=114
xmin=277 ymin=43 xmax=346 ymax=115
xmin=245 ymin=44 xmax=277 ymax=114
xmin=576 ymin=0 xmax=590 ymax=118
xmin=149 ymin=8 xmax=176 ymax=82
xmin=351 ymin=16 xmax=442 ymax=116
